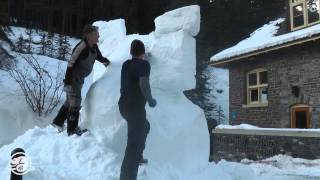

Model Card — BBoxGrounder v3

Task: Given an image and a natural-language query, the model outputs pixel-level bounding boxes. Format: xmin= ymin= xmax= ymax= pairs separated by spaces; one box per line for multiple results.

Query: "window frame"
xmin=290 ymin=0 xmax=320 ymax=31
xmin=246 ymin=68 xmax=268 ymax=105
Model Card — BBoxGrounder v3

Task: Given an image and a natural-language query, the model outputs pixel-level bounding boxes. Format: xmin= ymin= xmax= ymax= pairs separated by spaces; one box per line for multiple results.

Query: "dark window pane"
xmin=249 ymin=73 xmax=257 ymax=86
xmin=250 ymin=89 xmax=259 ymax=102
xmin=259 ymin=71 xmax=268 ymax=84
xmin=293 ymin=4 xmax=305 ymax=28
xmin=307 ymin=0 xmax=320 ymax=24
xmin=260 ymin=87 xmax=268 ymax=103
xmin=296 ymin=111 xmax=307 ymax=128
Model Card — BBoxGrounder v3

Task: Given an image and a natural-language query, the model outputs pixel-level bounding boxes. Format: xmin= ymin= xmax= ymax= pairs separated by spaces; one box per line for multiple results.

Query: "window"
xmin=247 ymin=69 xmax=268 ymax=105
xmin=290 ymin=0 xmax=320 ymax=30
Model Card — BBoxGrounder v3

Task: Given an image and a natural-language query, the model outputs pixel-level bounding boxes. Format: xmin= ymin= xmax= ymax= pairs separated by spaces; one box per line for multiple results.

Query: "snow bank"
xmin=0 ymin=55 xmax=67 ymax=147
xmin=211 ymin=18 xmax=320 ymax=62
xmin=0 ymin=126 xmax=121 ymax=180
xmin=1 ymin=125 xmax=318 ymax=180
xmin=242 ymin=155 xmax=320 ymax=179
xmin=0 ymin=127 xmax=252 ymax=180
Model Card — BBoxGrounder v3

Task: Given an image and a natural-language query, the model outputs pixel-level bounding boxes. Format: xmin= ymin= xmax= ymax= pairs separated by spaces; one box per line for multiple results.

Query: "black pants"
xmin=119 ymin=101 xmax=150 ymax=180
xmin=53 ymin=83 xmax=82 ymax=133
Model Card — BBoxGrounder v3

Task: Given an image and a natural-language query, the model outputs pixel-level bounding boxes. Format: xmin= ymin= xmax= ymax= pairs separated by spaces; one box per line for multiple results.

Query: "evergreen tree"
xmin=56 ymin=34 xmax=71 ymax=61
xmin=25 ymin=28 xmax=34 ymax=54
xmin=15 ymin=34 xmax=25 ymax=53
xmin=38 ymin=32 xmax=48 ymax=56
xmin=202 ymin=67 xmax=218 ymax=124
xmin=47 ymin=32 xmax=55 ymax=58
xmin=215 ymin=106 xmax=226 ymax=125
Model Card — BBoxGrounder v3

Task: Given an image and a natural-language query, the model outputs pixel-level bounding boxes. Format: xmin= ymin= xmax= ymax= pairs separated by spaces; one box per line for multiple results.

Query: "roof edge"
xmin=209 ymin=34 xmax=320 ymax=68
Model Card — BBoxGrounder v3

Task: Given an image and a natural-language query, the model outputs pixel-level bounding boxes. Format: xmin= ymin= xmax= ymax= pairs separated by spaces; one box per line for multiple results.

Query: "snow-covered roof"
xmin=210 ymin=18 xmax=320 ymax=66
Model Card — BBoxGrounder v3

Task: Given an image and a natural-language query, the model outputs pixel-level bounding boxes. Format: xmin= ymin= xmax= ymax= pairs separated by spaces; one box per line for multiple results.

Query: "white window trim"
xmin=290 ymin=0 xmax=320 ymax=31
xmin=247 ymin=68 xmax=268 ymax=105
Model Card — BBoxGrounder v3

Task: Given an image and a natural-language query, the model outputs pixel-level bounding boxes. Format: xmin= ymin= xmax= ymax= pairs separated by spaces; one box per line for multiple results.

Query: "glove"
xmin=103 ymin=60 xmax=110 ymax=68
xmin=63 ymin=85 xmax=73 ymax=93
xmin=148 ymin=98 xmax=157 ymax=108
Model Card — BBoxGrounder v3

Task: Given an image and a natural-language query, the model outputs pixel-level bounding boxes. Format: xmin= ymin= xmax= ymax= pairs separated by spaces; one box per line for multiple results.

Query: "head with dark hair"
xmin=82 ymin=24 xmax=99 ymax=46
xmin=130 ymin=39 xmax=145 ymax=58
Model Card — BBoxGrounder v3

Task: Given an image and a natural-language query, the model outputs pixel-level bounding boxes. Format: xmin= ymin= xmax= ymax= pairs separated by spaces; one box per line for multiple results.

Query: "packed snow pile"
xmin=211 ymin=18 xmax=320 ymax=62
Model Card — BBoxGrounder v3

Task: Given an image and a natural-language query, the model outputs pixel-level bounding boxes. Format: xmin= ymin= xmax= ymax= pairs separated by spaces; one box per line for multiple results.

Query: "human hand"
xmin=148 ymin=98 xmax=157 ymax=108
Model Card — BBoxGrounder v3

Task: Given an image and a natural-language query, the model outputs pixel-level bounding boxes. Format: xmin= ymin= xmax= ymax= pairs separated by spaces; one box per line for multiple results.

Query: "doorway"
xmin=291 ymin=105 xmax=311 ymax=128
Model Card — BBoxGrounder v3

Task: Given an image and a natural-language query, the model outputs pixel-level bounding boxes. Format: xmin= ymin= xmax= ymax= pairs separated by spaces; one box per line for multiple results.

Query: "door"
xmin=291 ymin=106 xmax=311 ymax=128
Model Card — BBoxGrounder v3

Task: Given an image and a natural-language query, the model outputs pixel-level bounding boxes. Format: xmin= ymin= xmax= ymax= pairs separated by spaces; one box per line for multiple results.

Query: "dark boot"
xmin=52 ymin=105 xmax=69 ymax=127
xmin=73 ymin=127 xmax=89 ymax=136
xmin=67 ymin=109 xmax=88 ymax=136
xmin=67 ymin=108 xmax=79 ymax=136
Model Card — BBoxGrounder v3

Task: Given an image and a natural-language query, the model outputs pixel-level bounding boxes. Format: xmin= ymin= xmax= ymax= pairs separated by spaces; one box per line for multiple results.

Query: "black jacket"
xmin=64 ymin=40 xmax=110 ymax=85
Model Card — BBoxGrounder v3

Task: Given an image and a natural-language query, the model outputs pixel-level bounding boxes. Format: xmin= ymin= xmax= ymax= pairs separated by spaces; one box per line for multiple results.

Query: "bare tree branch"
xmin=7 ymin=54 xmax=64 ymax=117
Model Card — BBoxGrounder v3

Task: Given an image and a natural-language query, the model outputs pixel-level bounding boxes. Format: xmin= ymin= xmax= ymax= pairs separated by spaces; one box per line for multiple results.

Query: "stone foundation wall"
xmin=212 ymin=129 xmax=320 ymax=162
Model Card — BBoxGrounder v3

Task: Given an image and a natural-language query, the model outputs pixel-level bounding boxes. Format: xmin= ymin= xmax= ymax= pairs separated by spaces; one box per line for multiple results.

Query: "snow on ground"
xmin=241 ymin=155 xmax=320 ymax=179
xmin=0 ymin=54 xmax=68 ymax=147
xmin=0 ymin=5 xmax=319 ymax=180
xmin=211 ymin=18 xmax=320 ymax=62
xmin=216 ymin=124 xmax=261 ymax=130
xmin=1 ymin=124 xmax=319 ymax=180
xmin=0 ymin=27 xmax=85 ymax=147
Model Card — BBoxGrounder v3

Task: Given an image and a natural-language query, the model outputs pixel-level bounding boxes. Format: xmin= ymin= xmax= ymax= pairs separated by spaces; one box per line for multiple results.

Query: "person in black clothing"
xmin=52 ymin=25 xmax=110 ymax=136
xmin=118 ymin=39 xmax=156 ymax=180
